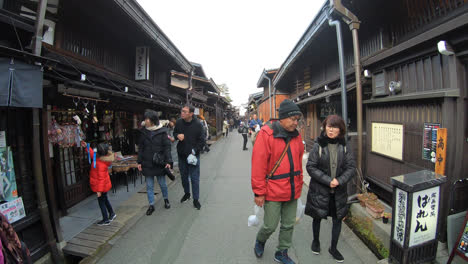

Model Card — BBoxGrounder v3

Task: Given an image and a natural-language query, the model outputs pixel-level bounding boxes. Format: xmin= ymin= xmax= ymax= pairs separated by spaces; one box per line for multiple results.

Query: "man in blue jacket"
xmin=249 ymin=114 xmax=263 ymax=131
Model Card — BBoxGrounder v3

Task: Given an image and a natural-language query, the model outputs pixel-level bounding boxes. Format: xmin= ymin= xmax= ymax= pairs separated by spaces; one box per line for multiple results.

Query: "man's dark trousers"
xmin=178 ymin=154 xmax=200 ymax=200
xmin=242 ymin=134 xmax=248 ymax=149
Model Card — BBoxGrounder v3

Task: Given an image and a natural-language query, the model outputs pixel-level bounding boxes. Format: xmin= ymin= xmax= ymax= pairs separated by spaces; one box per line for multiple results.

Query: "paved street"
xmin=97 ymin=132 xmax=378 ymax=264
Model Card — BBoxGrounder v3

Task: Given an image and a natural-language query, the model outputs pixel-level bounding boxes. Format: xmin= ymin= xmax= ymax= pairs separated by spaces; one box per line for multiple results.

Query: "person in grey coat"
xmin=305 ymin=115 xmax=356 ymax=263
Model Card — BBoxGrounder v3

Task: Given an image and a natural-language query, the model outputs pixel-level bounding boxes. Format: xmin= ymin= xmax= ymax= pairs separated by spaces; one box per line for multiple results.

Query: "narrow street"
xmin=97 ymin=133 xmax=377 ymax=264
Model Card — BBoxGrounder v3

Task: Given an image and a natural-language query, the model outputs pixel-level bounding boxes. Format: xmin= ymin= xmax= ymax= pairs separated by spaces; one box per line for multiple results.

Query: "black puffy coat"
xmin=305 ymin=133 xmax=356 ymax=220
xmin=137 ymin=126 xmax=172 ymax=177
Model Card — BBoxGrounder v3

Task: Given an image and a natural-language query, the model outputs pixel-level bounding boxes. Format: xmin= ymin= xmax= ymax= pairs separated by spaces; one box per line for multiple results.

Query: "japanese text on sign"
xmin=409 ymin=186 xmax=439 ymax=247
xmin=371 ymin=122 xmax=404 ymax=160
xmin=422 ymin=123 xmax=440 ymax=163
xmin=393 ymin=188 xmax=407 ymax=246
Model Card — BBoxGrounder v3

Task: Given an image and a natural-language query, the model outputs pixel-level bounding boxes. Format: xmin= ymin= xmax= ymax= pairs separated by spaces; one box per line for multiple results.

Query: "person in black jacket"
xmin=137 ymin=110 xmax=173 ymax=215
xmin=173 ymin=105 xmax=205 ymax=210
xmin=305 ymin=115 xmax=355 ymax=263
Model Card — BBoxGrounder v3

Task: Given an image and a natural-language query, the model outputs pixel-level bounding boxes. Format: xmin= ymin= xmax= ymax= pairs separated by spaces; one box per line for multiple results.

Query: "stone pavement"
xmin=90 ymin=132 xmax=378 ymax=264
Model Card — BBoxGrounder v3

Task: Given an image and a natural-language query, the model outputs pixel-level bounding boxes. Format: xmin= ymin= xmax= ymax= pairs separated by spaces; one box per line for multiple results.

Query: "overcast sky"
xmin=137 ymin=0 xmax=323 ymax=110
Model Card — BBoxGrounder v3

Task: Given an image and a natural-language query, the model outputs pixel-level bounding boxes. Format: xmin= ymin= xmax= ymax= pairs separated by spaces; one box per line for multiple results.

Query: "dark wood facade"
xmin=273 ymin=0 xmax=468 ymax=241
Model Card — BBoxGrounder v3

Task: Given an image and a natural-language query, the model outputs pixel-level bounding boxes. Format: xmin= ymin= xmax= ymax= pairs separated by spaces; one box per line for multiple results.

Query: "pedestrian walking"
xmin=251 ymin=99 xmax=304 ymax=264
xmin=238 ymin=122 xmax=249 ymax=150
xmin=223 ymin=119 xmax=229 ymax=137
xmin=249 ymin=114 xmax=263 ymax=146
xmin=198 ymin=115 xmax=210 ymax=153
xmin=305 ymin=114 xmax=356 ymax=263
xmin=229 ymin=118 xmax=234 ymax=132
xmin=173 ymin=105 xmax=205 ymax=210
xmin=82 ymin=141 xmax=117 ymax=226
xmin=137 ymin=110 xmax=173 ymax=215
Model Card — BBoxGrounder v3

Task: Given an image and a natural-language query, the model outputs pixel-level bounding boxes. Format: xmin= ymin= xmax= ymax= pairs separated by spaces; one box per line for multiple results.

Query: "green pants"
xmin=256 ymin=199 xmax=297 ymax=251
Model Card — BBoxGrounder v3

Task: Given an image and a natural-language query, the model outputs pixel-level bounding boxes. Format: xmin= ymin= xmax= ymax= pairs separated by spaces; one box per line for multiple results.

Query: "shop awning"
xmin=0 ymin=58 xmax=43 ymax=108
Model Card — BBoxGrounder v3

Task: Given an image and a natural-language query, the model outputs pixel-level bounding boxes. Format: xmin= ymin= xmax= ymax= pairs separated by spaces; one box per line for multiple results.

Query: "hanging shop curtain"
xmin=0 ymin=58 xmax=43 ymax=108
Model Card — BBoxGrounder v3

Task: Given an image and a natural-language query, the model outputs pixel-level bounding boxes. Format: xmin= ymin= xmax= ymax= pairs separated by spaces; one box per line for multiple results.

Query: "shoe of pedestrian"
xmin=193 ymin=199 xmax=201 ymax=210
xmin=311 ymin=240 xmax=320 ymax=255
xmin=109 ymin=213 xmax=117 ymax=222
xmin=164 ymin=199 xmax=171 ymax=209
xmin=329 ymin=248 xmax=344 ymax=263
xmin=146 ymin=205 xmax=155 ymax=216
xmin=97 ymin=220 xmax=110 ymax=226
xmin=254 ymin=240 xmax=265 ymax=258
xmin=274 ymin=249 xmax=295 ymax=264
xmin=180 ymin=193 xmax=191 ymax=203
xmin=243 ymin=148 xmax=249 ymax=151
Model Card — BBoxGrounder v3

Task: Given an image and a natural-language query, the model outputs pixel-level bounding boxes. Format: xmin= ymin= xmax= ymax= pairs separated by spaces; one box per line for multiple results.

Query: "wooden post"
xmin=435 ymin=128 xmax=447 ymax=175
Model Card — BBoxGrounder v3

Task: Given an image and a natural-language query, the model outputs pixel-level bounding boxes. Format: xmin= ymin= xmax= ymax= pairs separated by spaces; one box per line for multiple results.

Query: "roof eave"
xmin=273 ymin=2 xmax=330 ymax=87
xmin=113 ymin=0 xmax=194 ymax=73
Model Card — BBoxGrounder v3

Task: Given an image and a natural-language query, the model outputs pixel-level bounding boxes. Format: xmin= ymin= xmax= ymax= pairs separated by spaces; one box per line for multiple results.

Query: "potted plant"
xmin=358 ymin=192 xmax=378 ymax=208
xmin=382 ymin=212 xmax=392 ymax=224
xmin=365 ymin=199 xmax=385 ymax=218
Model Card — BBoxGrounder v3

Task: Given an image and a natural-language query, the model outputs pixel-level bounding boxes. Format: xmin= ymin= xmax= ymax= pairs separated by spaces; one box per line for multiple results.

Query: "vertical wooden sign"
xmin=435 ymin=128 xmax=447 ymax=175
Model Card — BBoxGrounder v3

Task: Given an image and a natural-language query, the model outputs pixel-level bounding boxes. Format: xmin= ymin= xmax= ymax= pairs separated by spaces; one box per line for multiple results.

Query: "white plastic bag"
xmin=248 ymin=205 xmax=261 ymax=227
xmin=296 ymin=199 xmax=306 ymax=224
xmin=187 ymin=149 xmax=198 ymax=165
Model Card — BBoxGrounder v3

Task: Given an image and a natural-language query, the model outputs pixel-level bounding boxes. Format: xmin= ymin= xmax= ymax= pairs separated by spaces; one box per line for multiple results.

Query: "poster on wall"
xmin=409 ymin=186 xmax=440 ymax=247
xmin=0 ymin=147 xmax=18 ymax=202
xmin=0 ymin=131 xmax=6 ymax=148
xmin=0 ymin=197 xmax=26 ymax=223
xmin=422 ymin=123 xmax=440 ymax=163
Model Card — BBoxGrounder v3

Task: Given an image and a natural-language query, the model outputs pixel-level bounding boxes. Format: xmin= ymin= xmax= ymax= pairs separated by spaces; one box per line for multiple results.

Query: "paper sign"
xmin=409 ymin=186 xmax=439 ymax=247
xmin=0 ymin=197 xmax=26 ymax=223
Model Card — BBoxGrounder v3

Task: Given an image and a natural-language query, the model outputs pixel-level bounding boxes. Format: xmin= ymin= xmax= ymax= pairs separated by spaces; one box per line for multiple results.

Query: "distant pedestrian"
xmin=305 ymin=115 xmax=355 ymax=263
xmin=229 ymin=118 xmax=234 ymax=132
xmin=198 ymin=115 xmax=210 ymax=153
xmin=137 ymin=110 xmax=173 ymax=215
xmin=249 ymin=114 xmax=263 ymax=146
xmin=238 ymin=122 xmax=249 ymax=150
xmin=251 ymin=99 xmax=304 ymax=264
xmin=173 ymin=105 xmax=205 ymax=210
xmin=223 ymin=119 xmax=229 ymax=137
xmin=0 ymin=212 xmax=32 ymax=263
xmin=82 ymin=141 xmax=117 ymax=226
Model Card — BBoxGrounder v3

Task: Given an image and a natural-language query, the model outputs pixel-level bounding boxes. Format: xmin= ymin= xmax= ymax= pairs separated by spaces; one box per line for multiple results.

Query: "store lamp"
xmin=324 ymin=85 xmax=330 ymax=91
xmin=124 ymin=86 xmax=129 ymax=93
xmin=80 ymin=74 xmax=86 ymax=82
xmin=437 ymin=41 xmax=455 ymax=56
xmin=364 ymin=69 xmax=371 ymax=78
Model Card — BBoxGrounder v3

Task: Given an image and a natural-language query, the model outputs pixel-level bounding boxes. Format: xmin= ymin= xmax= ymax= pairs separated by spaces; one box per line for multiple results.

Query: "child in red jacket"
xmin=82 ymin=141 xmax=116 ymax=226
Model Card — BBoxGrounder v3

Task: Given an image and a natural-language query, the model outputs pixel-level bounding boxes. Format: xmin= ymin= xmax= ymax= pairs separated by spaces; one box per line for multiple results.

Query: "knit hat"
xmin=278 ymin=99 xmax=302 ymax=120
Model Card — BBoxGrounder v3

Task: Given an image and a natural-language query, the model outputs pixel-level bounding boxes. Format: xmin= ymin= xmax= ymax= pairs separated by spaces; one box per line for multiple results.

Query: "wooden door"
xmin=54 ymin=146 xmax=91 ymax=210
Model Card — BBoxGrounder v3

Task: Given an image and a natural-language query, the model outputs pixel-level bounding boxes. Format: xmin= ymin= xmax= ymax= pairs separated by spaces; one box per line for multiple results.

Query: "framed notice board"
xmin=371 ymin=122 xmax=404 ymax=161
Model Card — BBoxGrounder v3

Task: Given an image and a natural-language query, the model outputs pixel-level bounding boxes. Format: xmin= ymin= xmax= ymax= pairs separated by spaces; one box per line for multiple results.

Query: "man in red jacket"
xmin=251 ymin=99 xmax=304 ymax=264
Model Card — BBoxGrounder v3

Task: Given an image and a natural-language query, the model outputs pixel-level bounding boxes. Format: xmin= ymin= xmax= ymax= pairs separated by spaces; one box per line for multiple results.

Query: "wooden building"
xmin=273 ymin=0 xmax=468 ymax=240
xmin=256 ymin=69 xmax=290 ymax=122
xmin=170 ymin=62 xmax=231 ymax=136
xmin=1 ymin=0 xmax=198 ymax=260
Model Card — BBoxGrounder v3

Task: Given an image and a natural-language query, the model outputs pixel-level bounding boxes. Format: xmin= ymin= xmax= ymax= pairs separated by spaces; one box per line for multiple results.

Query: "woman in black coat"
xmin=137 ymin=110 xmax=172 ymax=215
xmin=305 ymin=115 xmax=356 ymax=262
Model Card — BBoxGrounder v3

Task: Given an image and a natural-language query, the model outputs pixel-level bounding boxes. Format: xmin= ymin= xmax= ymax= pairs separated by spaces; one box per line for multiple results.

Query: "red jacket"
xmin=87 ymin=148 xmax=113 ymax=193
xmin=251 ymin=121 xmax=304 ymax=201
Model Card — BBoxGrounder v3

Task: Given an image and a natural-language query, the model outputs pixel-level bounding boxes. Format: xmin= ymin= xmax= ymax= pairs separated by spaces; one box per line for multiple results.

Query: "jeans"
xmin=256 ymin=199 xmax=297 ymax=251
xmin=242 ymin=134 xmax=248 ymax=149
xmin=178 ymin=154 xmax=200 ymax=200
xmin=146 ymin=175 xmax=168 ymax=205
xmin=97 ymin=192 xmax=114 ymax=221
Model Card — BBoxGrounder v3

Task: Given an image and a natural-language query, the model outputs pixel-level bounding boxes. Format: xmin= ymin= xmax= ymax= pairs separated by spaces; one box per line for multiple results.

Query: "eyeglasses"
xmin=181 ymin=109 xmax=189 ymax=113
xmin=289 ymin=117 xmax=301 ymax=122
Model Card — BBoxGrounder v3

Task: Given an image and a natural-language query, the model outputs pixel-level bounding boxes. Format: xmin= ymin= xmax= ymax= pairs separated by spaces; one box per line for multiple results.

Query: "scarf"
xmin=146 ymin=123 xmax=162 ymax=131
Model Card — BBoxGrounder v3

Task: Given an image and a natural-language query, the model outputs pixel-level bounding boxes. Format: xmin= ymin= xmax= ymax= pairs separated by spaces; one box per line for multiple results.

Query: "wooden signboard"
xmin=435 ymin=128 xmax=447 ymax=175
